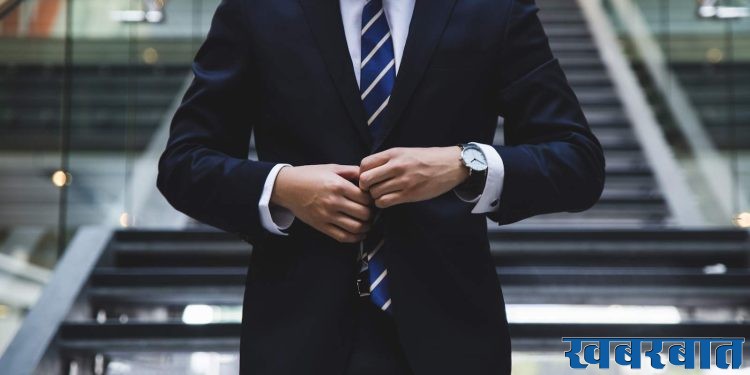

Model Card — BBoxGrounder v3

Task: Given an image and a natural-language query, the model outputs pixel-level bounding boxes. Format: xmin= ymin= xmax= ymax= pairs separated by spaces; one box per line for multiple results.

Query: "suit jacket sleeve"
xmin=157 ymin=0 xmax=276 ymax=241
xmin=487 ymin=0 xmax=606 ymax=225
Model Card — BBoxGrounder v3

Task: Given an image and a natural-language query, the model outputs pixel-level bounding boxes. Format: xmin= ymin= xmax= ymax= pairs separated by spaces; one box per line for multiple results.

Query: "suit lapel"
xmin=298 ymin=0 xmax=373 ymax=148
xmin=298 ymin=0 xmax=458 ymax=152
xmin=371 ymin=0 xmax=458 ymax=152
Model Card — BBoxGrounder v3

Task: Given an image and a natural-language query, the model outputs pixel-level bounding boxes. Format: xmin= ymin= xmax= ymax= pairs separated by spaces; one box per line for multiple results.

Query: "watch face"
xmin=462 ymin=146 xmax=488 ymax=171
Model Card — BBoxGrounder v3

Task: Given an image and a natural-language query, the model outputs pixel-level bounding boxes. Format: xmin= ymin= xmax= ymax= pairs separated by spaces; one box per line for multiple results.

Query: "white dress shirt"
xmin=258 ymin=0 xmax=505 ymax=235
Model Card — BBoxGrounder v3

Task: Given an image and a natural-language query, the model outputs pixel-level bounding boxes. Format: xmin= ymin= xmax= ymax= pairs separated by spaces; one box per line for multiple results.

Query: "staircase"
xmin=0 ymin=63 xmax=187 ymax=151
xmin=4 ymin=227 xmax=750 ymax=373
xmin=500 ymin=0 xmax=671 ymax=228
xmin=630 ymin=0 xmax=750 ymax=149
xmin=0 ymin=59 xmax=188 ymax=228
xmin=0 ymin=0 xmax=670 ymax=229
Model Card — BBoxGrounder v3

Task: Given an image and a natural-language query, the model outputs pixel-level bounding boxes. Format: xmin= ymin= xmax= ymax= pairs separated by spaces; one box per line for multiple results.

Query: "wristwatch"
xmin=458 ymin=143 xmax=488 ymax=192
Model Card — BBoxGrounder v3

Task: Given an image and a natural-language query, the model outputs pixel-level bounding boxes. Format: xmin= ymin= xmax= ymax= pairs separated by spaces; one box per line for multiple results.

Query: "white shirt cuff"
xmin=454 ymin=142 xmax=505 ymax=214
xmin=258 ymin=164 xmax=295 ymax=235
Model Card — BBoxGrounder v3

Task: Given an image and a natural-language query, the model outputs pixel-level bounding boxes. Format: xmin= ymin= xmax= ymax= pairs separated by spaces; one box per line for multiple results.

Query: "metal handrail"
xmin=0 ymin=227 xmax=112 ymax=375
xmin=577 ymin=0 xmax=707 ymax=226
xmin=0 ymin=0 xmax=24 ymax=20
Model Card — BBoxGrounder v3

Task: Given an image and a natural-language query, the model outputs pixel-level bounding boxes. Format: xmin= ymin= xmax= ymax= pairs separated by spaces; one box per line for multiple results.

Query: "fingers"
xmin=374 ymin=192 xmax=406 ymax=208
xmin=328 ymin=179 xmax=372 ymax=242
xmin=332 ymin=214 xmax=370 ymax=234
xmin=320 ymin=159 xmax=409 ymax=236
xmin=322 ymin=210 xmax=370 ymax=243
xmin=314 ymin=166 xmax=373 ymax=243
xmin=336 ymin=198 xmax=372 ymax=221
xmin=323 ymin=223 xmax=367 ymax=243
xmin=369 ymin=177 xmax=405 ymax=199
xmin=338 ymin=181 xmax=372 ymax=206
xmin=359 ymin=149 xmax=409 ymax=191
xmin=332 ymin=164 xmax=360 ymax=182
xmin=359 ymin=162 xmax=400 ymax=191
xmin=360 ymin=148 xmax=396 ymax=173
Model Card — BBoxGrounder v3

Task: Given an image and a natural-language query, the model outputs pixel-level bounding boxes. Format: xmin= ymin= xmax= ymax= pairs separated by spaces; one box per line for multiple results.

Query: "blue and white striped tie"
xmin=359 ymin=0 xmax=395 ymax=314
xmin=360 ymin=0 xmax=396 ymax=140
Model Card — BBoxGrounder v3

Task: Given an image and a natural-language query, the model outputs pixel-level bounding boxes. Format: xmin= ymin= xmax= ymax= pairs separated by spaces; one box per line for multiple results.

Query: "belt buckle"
xmin=356 ymin=277 xmax=370 ymax=297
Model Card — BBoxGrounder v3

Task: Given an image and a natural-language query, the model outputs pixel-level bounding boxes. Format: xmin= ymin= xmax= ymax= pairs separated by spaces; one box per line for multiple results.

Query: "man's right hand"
xmin=270 ymin=164 xmax=373 ymax=243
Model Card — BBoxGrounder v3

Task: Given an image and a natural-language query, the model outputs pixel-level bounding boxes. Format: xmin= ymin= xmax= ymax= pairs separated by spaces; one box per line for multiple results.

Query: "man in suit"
xmin=157 ymin=0 xmax=605 ymax=373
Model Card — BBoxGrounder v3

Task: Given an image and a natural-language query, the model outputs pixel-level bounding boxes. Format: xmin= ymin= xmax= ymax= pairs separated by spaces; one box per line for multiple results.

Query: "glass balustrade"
xmin=0 ymin=0 xmax=220 ymax=354
xmin=604 ymin=0 xmax=750 ymax=225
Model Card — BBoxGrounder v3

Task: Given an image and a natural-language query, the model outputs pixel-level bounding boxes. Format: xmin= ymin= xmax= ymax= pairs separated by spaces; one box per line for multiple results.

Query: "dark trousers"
xmin=343 ymin=296 xmax=413 ymax=375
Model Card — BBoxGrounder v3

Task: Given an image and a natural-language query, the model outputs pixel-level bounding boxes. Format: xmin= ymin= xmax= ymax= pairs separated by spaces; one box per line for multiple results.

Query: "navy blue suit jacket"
xmin=157 ymin=0 xmax=605 ymax=374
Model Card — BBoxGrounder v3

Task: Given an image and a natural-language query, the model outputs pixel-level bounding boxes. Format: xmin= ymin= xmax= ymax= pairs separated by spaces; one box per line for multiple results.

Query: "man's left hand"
xmin=359 ymin=147 xmax=470 ymax=208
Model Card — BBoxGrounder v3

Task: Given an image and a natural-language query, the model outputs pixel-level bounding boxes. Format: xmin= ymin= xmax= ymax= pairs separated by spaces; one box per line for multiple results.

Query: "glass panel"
xmin=607 ymin=0 xmax=750 ymax=224
xmin=64 ymin=0 xmax=213 ymax=232
xmin=0 ymin=0 xmax=219 ymax=355
xmin=0 ymin=0 xmax=68 ymax=353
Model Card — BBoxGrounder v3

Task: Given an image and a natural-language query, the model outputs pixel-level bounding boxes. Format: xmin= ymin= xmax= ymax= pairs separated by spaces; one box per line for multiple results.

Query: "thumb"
xmin=332 ymin=165 xmax=361 ymax=181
